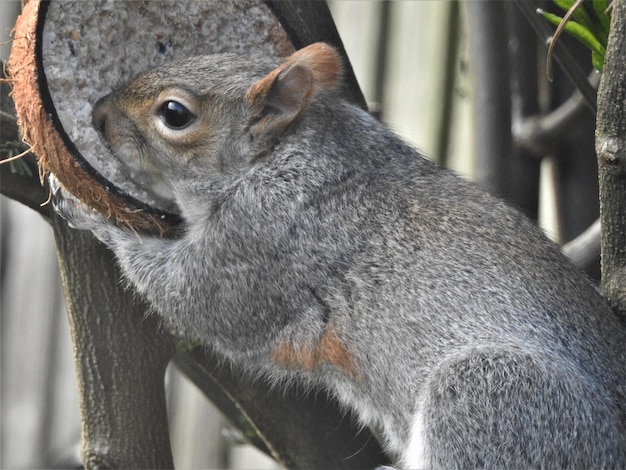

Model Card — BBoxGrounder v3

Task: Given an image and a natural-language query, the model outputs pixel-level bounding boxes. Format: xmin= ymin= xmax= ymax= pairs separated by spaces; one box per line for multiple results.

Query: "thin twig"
xmin=546 ymin=0 xmax=586 ymax=81
xmin=0 ymin=146 xmax=32 ymax=164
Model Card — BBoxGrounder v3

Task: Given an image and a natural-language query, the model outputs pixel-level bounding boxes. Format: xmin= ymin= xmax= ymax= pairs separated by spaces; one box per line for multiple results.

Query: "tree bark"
xmin=52 ymin=213 xmax=178 ymax=469
xmin=595 ymin=0 xmax=626 ymax=319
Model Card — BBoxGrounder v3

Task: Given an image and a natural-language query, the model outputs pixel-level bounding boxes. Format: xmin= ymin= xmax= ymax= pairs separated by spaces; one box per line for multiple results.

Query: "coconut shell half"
xmin=9 ymin=0 xmax=296 ymax=232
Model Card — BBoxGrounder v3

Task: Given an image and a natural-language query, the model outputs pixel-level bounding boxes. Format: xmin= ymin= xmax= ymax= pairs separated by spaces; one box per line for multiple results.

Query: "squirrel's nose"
xmin=92 ymin=96 xmax=111 ymax=136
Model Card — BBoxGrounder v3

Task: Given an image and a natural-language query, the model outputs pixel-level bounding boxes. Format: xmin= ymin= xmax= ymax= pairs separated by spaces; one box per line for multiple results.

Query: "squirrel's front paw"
xmin=49 ymin=174 xmax=110 ymax=231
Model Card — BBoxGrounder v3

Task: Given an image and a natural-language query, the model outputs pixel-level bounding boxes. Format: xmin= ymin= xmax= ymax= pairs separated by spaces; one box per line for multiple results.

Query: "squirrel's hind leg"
xmin=403 ymin=346 xmax=623 ymax=469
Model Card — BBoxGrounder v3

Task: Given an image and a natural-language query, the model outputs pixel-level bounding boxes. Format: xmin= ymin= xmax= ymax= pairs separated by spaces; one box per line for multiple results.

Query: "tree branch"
xmin=514 ymin=73 xmax=599 ymax=155
xmin=52 ymin=212 xmax=177 ymax=468
xmin=562 ymin=218 xmax=601 ymax=273
xmin=174 ymin=350 xmax=389 ymax=468
xmin=595 ymin=0 xmax=626 ymax=319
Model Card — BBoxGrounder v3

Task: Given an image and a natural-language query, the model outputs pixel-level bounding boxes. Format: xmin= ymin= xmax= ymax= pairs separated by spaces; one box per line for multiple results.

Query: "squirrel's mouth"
xmin=102 ymin=137 xmax=178 ymax=214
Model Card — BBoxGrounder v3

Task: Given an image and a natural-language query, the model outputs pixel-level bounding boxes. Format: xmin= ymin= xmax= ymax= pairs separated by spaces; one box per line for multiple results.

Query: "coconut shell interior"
xmin=9 ymin=0 xmax=294 ymax=232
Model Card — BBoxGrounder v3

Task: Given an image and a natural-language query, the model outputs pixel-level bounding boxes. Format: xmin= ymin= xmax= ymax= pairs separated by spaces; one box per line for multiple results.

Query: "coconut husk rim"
xmin=9 ymin=0 xmax=181 ymax=233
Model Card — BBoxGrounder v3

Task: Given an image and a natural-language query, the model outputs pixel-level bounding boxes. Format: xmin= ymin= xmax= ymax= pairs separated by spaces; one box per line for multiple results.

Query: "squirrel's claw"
xmin=49 ymin=174 xmax=108 ymax=230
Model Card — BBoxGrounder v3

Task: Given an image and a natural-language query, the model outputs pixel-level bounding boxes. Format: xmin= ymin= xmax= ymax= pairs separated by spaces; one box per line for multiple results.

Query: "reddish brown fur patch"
xmin=272 ymin=342 xmax=317 ymax=371
xmin=291 ymin=42 xmax=343 ymax=90
xmin=272 ymin=324 xmax=361 ymax=381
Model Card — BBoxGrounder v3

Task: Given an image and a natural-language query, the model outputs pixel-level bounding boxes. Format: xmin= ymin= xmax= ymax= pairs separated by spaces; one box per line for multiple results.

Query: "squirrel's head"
xmin=92 ymin=43 xmax=343 ymax=204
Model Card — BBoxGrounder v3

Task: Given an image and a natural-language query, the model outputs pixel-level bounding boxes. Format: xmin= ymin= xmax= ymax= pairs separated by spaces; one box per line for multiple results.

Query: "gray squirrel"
xmin=53 ymin=43 xmax=626 ymax=468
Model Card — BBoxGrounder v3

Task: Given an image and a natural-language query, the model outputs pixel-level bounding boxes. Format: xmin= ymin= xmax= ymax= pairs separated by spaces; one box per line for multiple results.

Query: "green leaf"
xmin=554 ymin=0 xmax=577 ymax=11
xmin=541 ymin=10 xmax=568 ymax=27
xmin=554 ymin=0 xmax=595 ymax=31
xmin=592 ymin=50 xmax=605 ymax=71
xmin=541 ymin=10 xmax=606 ymax=63
xmin=590 ymin=0 xmax=611 ymax=37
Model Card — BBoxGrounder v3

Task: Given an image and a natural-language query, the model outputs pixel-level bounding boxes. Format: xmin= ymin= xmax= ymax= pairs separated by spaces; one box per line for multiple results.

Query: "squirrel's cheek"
xmin=113 ymin=142 xmax=145 ymax=169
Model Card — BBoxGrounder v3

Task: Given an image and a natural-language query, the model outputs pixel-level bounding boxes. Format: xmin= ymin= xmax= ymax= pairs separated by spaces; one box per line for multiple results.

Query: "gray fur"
xmin=54 ymin=44 xmax=626 ymax=468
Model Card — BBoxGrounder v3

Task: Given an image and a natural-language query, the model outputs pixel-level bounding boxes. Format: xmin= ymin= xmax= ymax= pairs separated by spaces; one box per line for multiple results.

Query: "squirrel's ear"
xmin=246 ymin=43 xmax=343 ymax=140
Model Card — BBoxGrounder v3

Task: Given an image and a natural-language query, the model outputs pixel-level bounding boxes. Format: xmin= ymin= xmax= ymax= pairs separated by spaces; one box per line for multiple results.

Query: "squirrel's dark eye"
xmin=158 ymin=100 xmax=195 ymax=129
